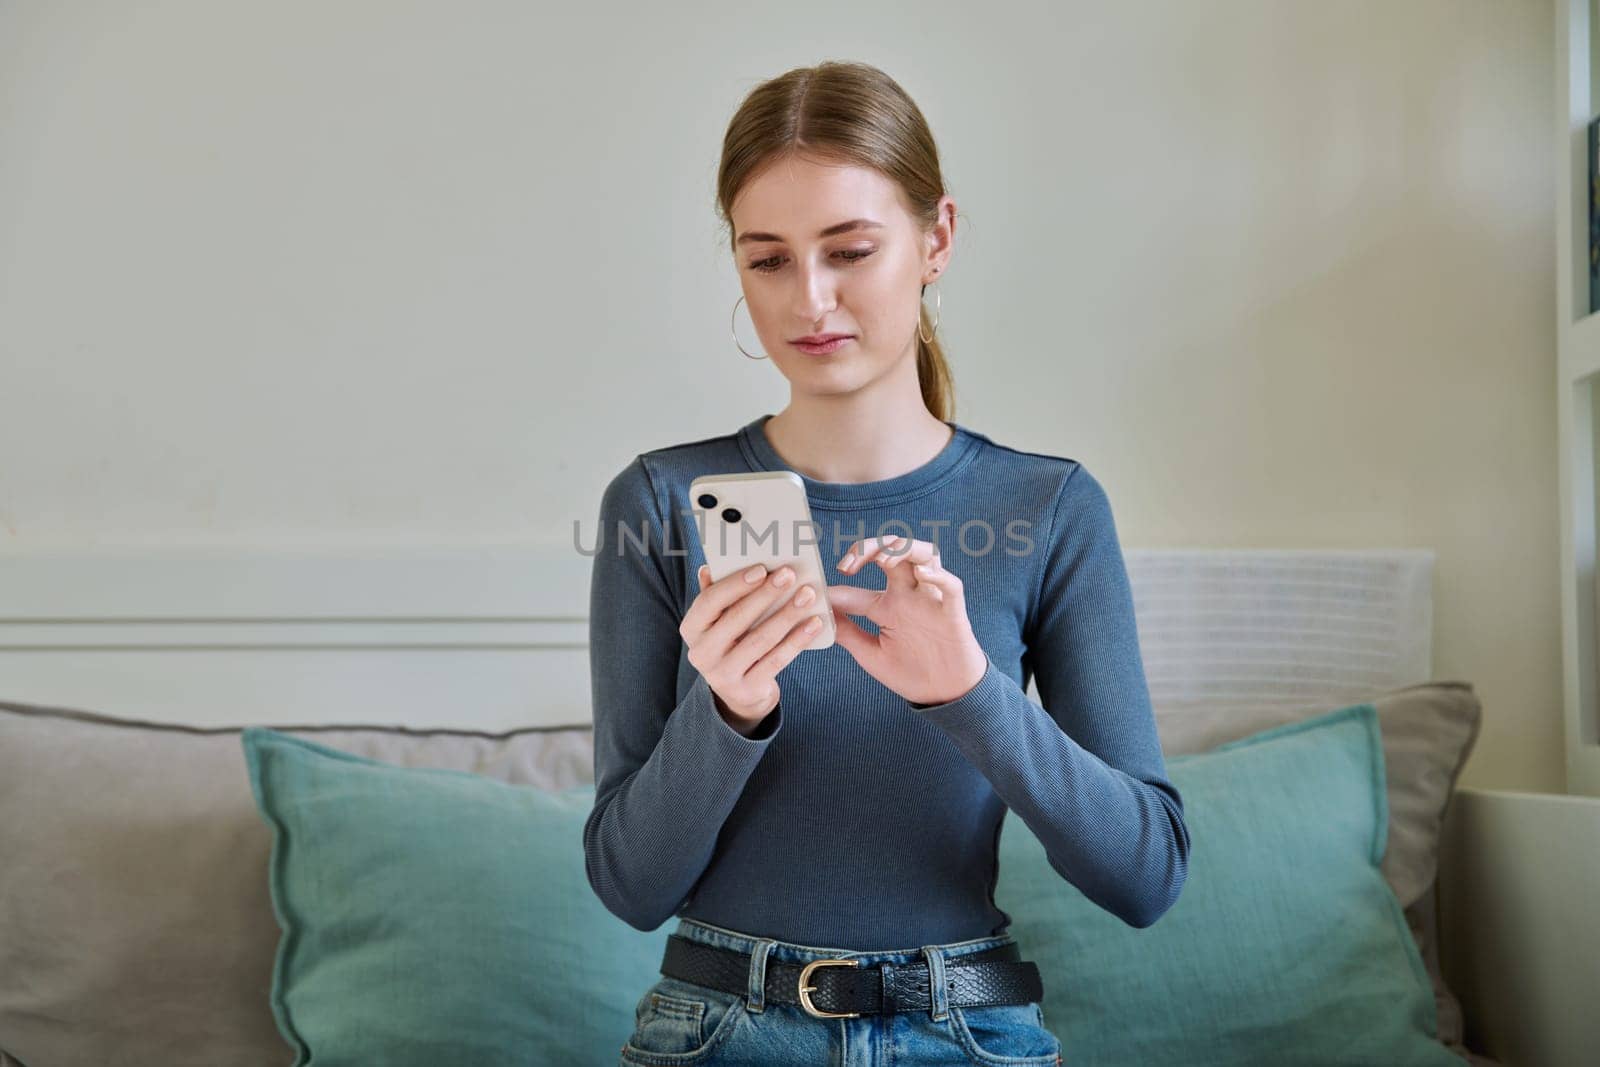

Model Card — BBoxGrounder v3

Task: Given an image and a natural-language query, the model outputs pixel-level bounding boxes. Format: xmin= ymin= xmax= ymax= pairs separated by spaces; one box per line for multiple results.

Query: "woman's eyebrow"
xmin=736 ymin=218 xmax=884 ymax=245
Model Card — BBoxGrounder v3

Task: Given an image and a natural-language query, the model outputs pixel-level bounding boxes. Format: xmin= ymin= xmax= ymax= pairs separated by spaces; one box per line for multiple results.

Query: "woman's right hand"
xmin=682 ymin=562 xmax=827 ymax=733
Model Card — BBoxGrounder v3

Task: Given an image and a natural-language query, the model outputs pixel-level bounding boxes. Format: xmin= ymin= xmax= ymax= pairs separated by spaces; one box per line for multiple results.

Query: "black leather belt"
xmin=659 ymin=934 xmax=1044 ymax=1020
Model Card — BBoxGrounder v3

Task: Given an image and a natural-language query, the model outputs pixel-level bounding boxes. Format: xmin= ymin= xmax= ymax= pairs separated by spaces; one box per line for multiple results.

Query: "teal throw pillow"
xmin=241 ymin=727 xmax=654 ymax=1066
xmin=996 ymin=703 xmax=1462 ymax=1066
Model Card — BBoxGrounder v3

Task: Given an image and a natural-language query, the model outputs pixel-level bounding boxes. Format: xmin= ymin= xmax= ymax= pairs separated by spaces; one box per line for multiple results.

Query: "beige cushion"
xmin=0 ymin=697 xmax=594 ymax=1067
xmin=1155 ymin=680 xmax=1482 ymax=910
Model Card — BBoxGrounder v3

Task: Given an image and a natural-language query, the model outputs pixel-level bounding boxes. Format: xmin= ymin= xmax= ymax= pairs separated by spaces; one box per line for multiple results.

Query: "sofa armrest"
xmin=1436 ymin=785 xmax=1600 ymax=1067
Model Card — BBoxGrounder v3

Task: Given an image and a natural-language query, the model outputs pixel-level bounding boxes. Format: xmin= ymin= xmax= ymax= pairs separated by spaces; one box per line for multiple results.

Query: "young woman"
xmin=584 ymin=61 xmax=1190 ymax=1067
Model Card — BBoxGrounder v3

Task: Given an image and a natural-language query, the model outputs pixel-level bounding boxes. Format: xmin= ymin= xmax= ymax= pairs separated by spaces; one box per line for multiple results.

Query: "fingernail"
xmin=795 ymin=585 xmax=815 ymax=606
xmin=805 ymin=616 xmax=822 ymax=633
xmin=840 ymin=552 xmax=855 ymax=570
xmin=745 ymin=564 xmax=766 ymax=583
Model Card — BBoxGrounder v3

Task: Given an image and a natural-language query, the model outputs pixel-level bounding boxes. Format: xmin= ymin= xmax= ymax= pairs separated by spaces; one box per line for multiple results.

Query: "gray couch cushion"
xmin=0 ymin=697 xmax=593 ymax=1067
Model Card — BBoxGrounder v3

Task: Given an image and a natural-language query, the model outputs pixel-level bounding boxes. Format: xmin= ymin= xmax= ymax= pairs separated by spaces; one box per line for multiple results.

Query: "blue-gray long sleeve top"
xmin=582 ymin=413 xmax=1190 ymax=950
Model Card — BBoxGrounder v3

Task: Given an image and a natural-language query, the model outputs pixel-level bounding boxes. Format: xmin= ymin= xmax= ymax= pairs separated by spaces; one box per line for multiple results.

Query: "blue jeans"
xmin=620 ymin=916 xmax=1062 ymax=1066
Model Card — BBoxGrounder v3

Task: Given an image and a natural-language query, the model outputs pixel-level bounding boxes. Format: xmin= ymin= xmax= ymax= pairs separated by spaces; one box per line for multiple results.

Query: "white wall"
xmin=0 ymin=1 xmax=1556 ymax=790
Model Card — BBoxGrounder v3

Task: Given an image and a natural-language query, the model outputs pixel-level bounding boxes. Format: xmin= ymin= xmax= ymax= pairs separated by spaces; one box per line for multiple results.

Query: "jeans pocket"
xmin=622 ymin=976 xmax=746 ymax=1065
xmin=948 ymin=1001 xmax=1062 ymax=1066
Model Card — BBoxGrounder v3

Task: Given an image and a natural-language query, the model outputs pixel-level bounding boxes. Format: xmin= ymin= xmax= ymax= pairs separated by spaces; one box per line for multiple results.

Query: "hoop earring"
xmin=917 ymin=281 xmax=942 ymax=345
xmin=731 ymin=295 xmax=768 ymax=360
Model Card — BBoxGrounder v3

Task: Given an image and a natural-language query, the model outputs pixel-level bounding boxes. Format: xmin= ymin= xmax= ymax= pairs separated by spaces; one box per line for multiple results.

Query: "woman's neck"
xmin=762 ymin=405 xmax=953 ymax=485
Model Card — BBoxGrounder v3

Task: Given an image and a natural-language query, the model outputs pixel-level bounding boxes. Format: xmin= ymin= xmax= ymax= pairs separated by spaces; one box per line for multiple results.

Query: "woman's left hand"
xmin=826 ymin=535 xmax=989 ymax=707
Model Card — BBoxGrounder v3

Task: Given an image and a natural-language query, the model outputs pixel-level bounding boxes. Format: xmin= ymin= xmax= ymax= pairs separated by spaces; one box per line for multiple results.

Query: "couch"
xmin=0 ymin=548 xmax=1544 ymax=1063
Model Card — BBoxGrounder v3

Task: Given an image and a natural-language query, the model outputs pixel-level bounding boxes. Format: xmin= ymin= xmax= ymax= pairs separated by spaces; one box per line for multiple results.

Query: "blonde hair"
xmin=714 ymin=61 xmax=957 ymax=422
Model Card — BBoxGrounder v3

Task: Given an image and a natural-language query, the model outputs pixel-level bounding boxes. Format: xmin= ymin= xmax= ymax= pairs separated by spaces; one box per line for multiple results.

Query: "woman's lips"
xmin=791 ymin=336 xmax=853 ymax=355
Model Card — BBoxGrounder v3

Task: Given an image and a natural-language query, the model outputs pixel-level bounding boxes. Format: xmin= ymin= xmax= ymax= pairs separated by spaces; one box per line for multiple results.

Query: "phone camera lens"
xmin=696 ymin=493 xmax=718 ymax=509
xmin=721 ymin=507 xmax=742 ymax=524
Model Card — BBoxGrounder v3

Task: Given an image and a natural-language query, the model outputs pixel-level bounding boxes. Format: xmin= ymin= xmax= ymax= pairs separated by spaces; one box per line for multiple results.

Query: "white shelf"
xmin=1564 ymin=307 xmax=1600 ymax=383
xmin=1554 ymin=1 xmax=1600 ymax=796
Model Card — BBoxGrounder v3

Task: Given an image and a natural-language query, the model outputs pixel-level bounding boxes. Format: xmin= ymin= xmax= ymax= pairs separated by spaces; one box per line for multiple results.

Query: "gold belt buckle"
xmin=796 ymin=957 xmax=862 ymax=1019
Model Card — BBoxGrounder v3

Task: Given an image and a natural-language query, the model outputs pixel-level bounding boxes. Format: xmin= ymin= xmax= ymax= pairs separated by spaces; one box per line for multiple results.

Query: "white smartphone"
xmin=688 ymin=471 xmax=836 ymax=651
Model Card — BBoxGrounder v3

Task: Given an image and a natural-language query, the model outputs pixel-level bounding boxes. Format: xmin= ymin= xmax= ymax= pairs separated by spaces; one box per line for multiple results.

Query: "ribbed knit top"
xmin=582 ymin=413 xmax=1191 ymax=950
